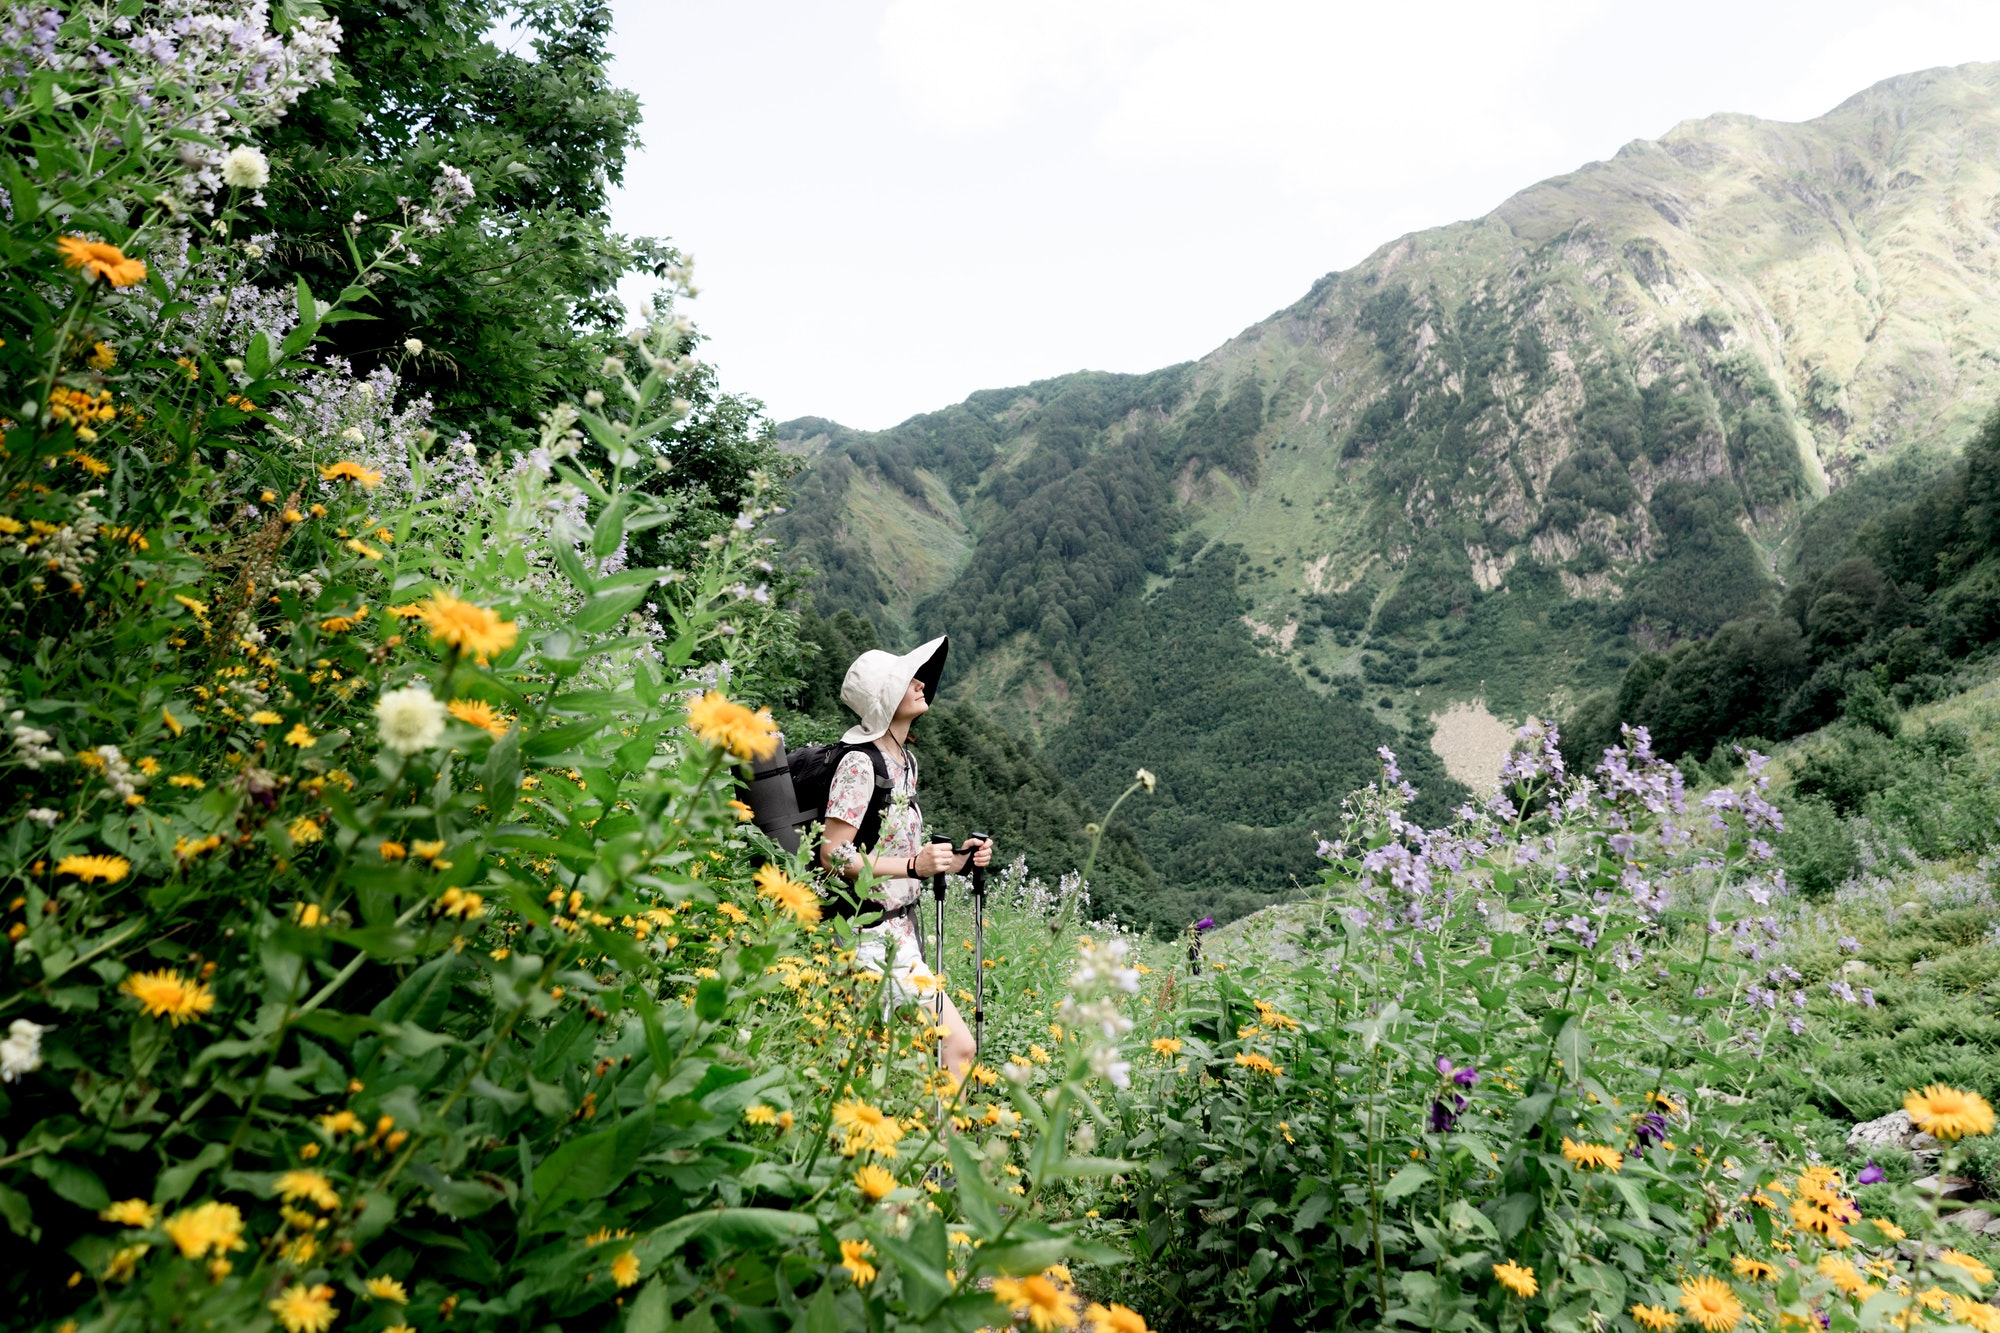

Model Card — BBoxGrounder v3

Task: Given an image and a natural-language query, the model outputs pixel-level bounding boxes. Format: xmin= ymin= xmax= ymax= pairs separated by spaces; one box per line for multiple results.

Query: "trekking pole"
xmin=926 ymin=836 xmax=952 ymax=1069
xmin=967 ymin=833 xmax=991 ymax=1060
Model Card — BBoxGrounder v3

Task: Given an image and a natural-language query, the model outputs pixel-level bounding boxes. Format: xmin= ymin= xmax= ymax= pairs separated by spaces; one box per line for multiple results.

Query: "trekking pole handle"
xmin=925 ymin=836 xmax=953 ymax=900
xmin=965 ymin=834 xmax=991 ymax=888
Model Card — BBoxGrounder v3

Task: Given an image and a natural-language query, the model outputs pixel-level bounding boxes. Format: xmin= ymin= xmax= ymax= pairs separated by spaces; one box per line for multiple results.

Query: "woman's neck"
xmin=884 ymin=720 xmax=911 ymax=748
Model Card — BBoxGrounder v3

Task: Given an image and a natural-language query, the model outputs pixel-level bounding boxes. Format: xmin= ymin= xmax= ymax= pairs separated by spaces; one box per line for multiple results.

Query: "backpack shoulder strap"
xmin=846 ymin=742 xmax=896 ymax=852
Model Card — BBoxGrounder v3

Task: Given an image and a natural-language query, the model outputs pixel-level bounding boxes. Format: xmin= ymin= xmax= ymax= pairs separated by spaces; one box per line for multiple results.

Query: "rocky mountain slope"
xmin=771 ymin=62 xmax=2000 ymax=921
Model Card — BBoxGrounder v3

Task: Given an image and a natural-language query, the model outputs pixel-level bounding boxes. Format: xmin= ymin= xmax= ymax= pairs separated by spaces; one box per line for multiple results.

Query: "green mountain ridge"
xmin=771 ymin=61 xmax=2000 ymax=928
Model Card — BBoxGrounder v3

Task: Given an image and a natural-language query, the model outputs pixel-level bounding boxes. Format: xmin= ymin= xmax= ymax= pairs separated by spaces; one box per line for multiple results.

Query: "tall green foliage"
xmin=1568 ymin=404 xmax=2000 ymax=764
xmin=260 ymin=0 xmax=655 ymax=442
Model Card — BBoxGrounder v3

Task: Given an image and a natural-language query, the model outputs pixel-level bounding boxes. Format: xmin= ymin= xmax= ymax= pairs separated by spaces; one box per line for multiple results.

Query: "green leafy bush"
xmin=0 ymin=13 xmax=1152 ymax=1333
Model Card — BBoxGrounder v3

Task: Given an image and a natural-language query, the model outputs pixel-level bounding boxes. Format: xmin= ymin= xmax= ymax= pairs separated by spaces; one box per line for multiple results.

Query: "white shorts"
xmin=853 ymin=925 xmax=941 ymax=1012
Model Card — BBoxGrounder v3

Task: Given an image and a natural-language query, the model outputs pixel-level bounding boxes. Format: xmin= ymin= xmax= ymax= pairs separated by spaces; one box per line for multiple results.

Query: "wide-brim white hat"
xmin=839 ymin=635 xmax=948 ymax=744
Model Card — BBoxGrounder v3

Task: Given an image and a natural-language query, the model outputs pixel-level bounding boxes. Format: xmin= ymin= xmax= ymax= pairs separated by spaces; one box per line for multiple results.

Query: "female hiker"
xmin=817 ymin=635 xmax=992 ymax=1079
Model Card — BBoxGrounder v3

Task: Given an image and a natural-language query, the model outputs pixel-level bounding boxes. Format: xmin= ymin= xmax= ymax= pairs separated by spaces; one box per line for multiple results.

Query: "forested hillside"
xmin=773 ymin=62 xmax=2000 ymax=929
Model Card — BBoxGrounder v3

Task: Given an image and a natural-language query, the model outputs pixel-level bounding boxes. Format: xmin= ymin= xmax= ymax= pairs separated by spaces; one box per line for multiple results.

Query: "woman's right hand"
xmin=909 ymin=841 xmax=953 ymax=878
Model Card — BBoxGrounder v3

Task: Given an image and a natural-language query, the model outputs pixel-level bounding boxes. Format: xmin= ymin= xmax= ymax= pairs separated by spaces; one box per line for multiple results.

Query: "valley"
xmin=774 ymin=62 xmax=2000 ymax=929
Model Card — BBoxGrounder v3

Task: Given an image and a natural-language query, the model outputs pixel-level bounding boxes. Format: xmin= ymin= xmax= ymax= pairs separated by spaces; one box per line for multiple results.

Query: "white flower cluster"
xmin=407 ymin=163 xmax=475 ymax=236
xmin=0 ymin=1019 xmax=46 ymax=1082
xmin=109 ymin=232 xmax=300 ymax=364
xmin=265 ymin=362 xmax=478 ymax=516
xmin=1060 ymin=937 xmax=1140 ymax=1089
xmin=17 ymin=494 xmax=103 ymax=596
xmin=88 ymin=744 xmax=146 ymax=801
xmin=3 ymin=0 xmax=342 ymax=207
xmin=7 ymin=712 xmax=63 ymax=769
xmin=375 ymin=685 xmax=446 ymax=755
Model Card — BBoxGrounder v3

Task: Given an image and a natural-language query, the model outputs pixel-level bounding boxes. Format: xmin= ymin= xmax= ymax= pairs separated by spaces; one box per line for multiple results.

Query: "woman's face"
xmin=893 ymin=676 xmax=929 ymax=723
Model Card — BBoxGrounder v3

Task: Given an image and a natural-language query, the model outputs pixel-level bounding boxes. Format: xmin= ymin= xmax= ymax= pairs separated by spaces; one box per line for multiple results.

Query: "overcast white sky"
xmin=599 ymin=1 xmax=2000 ymax=431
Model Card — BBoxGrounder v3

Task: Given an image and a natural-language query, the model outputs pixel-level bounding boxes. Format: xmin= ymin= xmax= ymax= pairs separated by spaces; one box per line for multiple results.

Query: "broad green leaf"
xmin=0 ymin=1183 xmax=34 ymax=1239
xmin=530 ymin=1113 xmax=651 ymax=1221
xmin=30 ymin=1156 xmax=107 ymax=1210
xmin=633 ymin=1207 xmax=818 ymax=1272
xmin=1382 ymin=1163 xmax=1433 ymax=1204
xmin=574 ymin=585 xmax=650 ymax=635
xmin=695 ymin=977 xmax=728 ymax=1023
xmin=592 ymin=495 xmax=627 ymax=558
xmin=626 ymin=1278 xmax=670 ymax=1333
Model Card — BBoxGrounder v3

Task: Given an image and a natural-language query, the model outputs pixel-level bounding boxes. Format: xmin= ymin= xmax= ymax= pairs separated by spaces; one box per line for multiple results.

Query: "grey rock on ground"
xmin=1947 ymin=1206 xmax=1999 ymax=1235
xmin=1847 ymin=1110 xmax=1914 ymax=1152
xmin=1914 ymin=1174 xmax=1980 ymax=1201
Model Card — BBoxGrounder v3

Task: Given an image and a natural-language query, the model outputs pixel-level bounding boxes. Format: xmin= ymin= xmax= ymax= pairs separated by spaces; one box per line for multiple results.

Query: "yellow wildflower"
xmin=364 ymin=1276 xmax=407 ymax=1303
xmin=267 ymin=1283 xmax=337 ymax=1333
xmin=1731 ymin=1255 xmax=1777 ymax=1282
xmin=56 ymin=853 xmax=130 ymax=884
xmin=57 ymin=234 xmax=147 ymax=286
xmin=317 ymin=1110 xmax=362 ymax=1135
xmin=446 ymin=698 xmax=510 ymax=737
xmin=684 ymin=690 xmax=780 ymax=761
xmin=992 ymin=1273 xmax=1079 ymax=1330
xmin=754 ymin=863 xmax=821 ymax=924
xmin=276 ymin=1169 xmax=340 ymax=1210
xmin=120 ymin=970 xmax=215 ymax=1024
xmin=420 ymin=592 xmax=518 ymax=662
xmin=1492 ymin=1260 xmax=1537 ymax=1298
xmin=104 ymin=1243 xmax=149 ymax=1281
xmin=831 ymin=1099 xmax=905 ymax=1157
xmin=161 ymin=1201 xmax=244 ymax=1259
xmin=610 ymin=1250 xmax=640 ymax=1287
xmin=99 ymin=1199 xmax=158 ymax=1228
xmin=1905 ymin=1084 xmax=1995 ymax=1140
xmin=840 ymin=1238 xmax=876 ymax=1286
xmin=1940 ymin=1250 xmax=1994 ymax=1286
xmin=1560 ymin=1138 xmax=1623 ymax=1172
xmin=319 ymin=460 xmax=382 ymax=487
xmin=1677 ymin=1275 xmax=1743 ymax=1331
xmin=1085 ymin=1303 xmax=1150 ymax=1333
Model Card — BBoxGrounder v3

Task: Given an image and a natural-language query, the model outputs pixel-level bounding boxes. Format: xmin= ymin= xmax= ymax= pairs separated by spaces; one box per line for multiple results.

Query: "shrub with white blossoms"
xmin=1063 ymin=937 xmax=1139 ymax=1088
xmin=0 ymin=0 xmax=338 ymax=206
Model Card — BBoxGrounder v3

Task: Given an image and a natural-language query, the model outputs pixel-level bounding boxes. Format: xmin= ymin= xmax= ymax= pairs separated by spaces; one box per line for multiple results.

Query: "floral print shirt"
xmin=824 ymin=744 xmax=924 ymax=917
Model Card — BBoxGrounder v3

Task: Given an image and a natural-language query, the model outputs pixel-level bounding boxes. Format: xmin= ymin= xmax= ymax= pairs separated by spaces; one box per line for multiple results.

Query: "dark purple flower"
xmin=1193 ymin=917 xmax=1214 ymax=932
xmin=1857 ymin=1161 xmax=1886 ymax=1185
xmin=1434 ymin=1056 xmax=1479 ymax=1086
xmin=1634 ymin=1113 xmax=1668 ymax=1148
xmin=1429 ymin=1094 xmax=1466 ymax=1134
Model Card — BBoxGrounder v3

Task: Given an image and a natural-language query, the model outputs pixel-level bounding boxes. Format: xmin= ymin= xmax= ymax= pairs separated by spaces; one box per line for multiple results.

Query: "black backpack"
xmin=785 ymin=741 xmax=896 ymax=854
xmin=740 ymin=739 xmax=908 ymax=920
